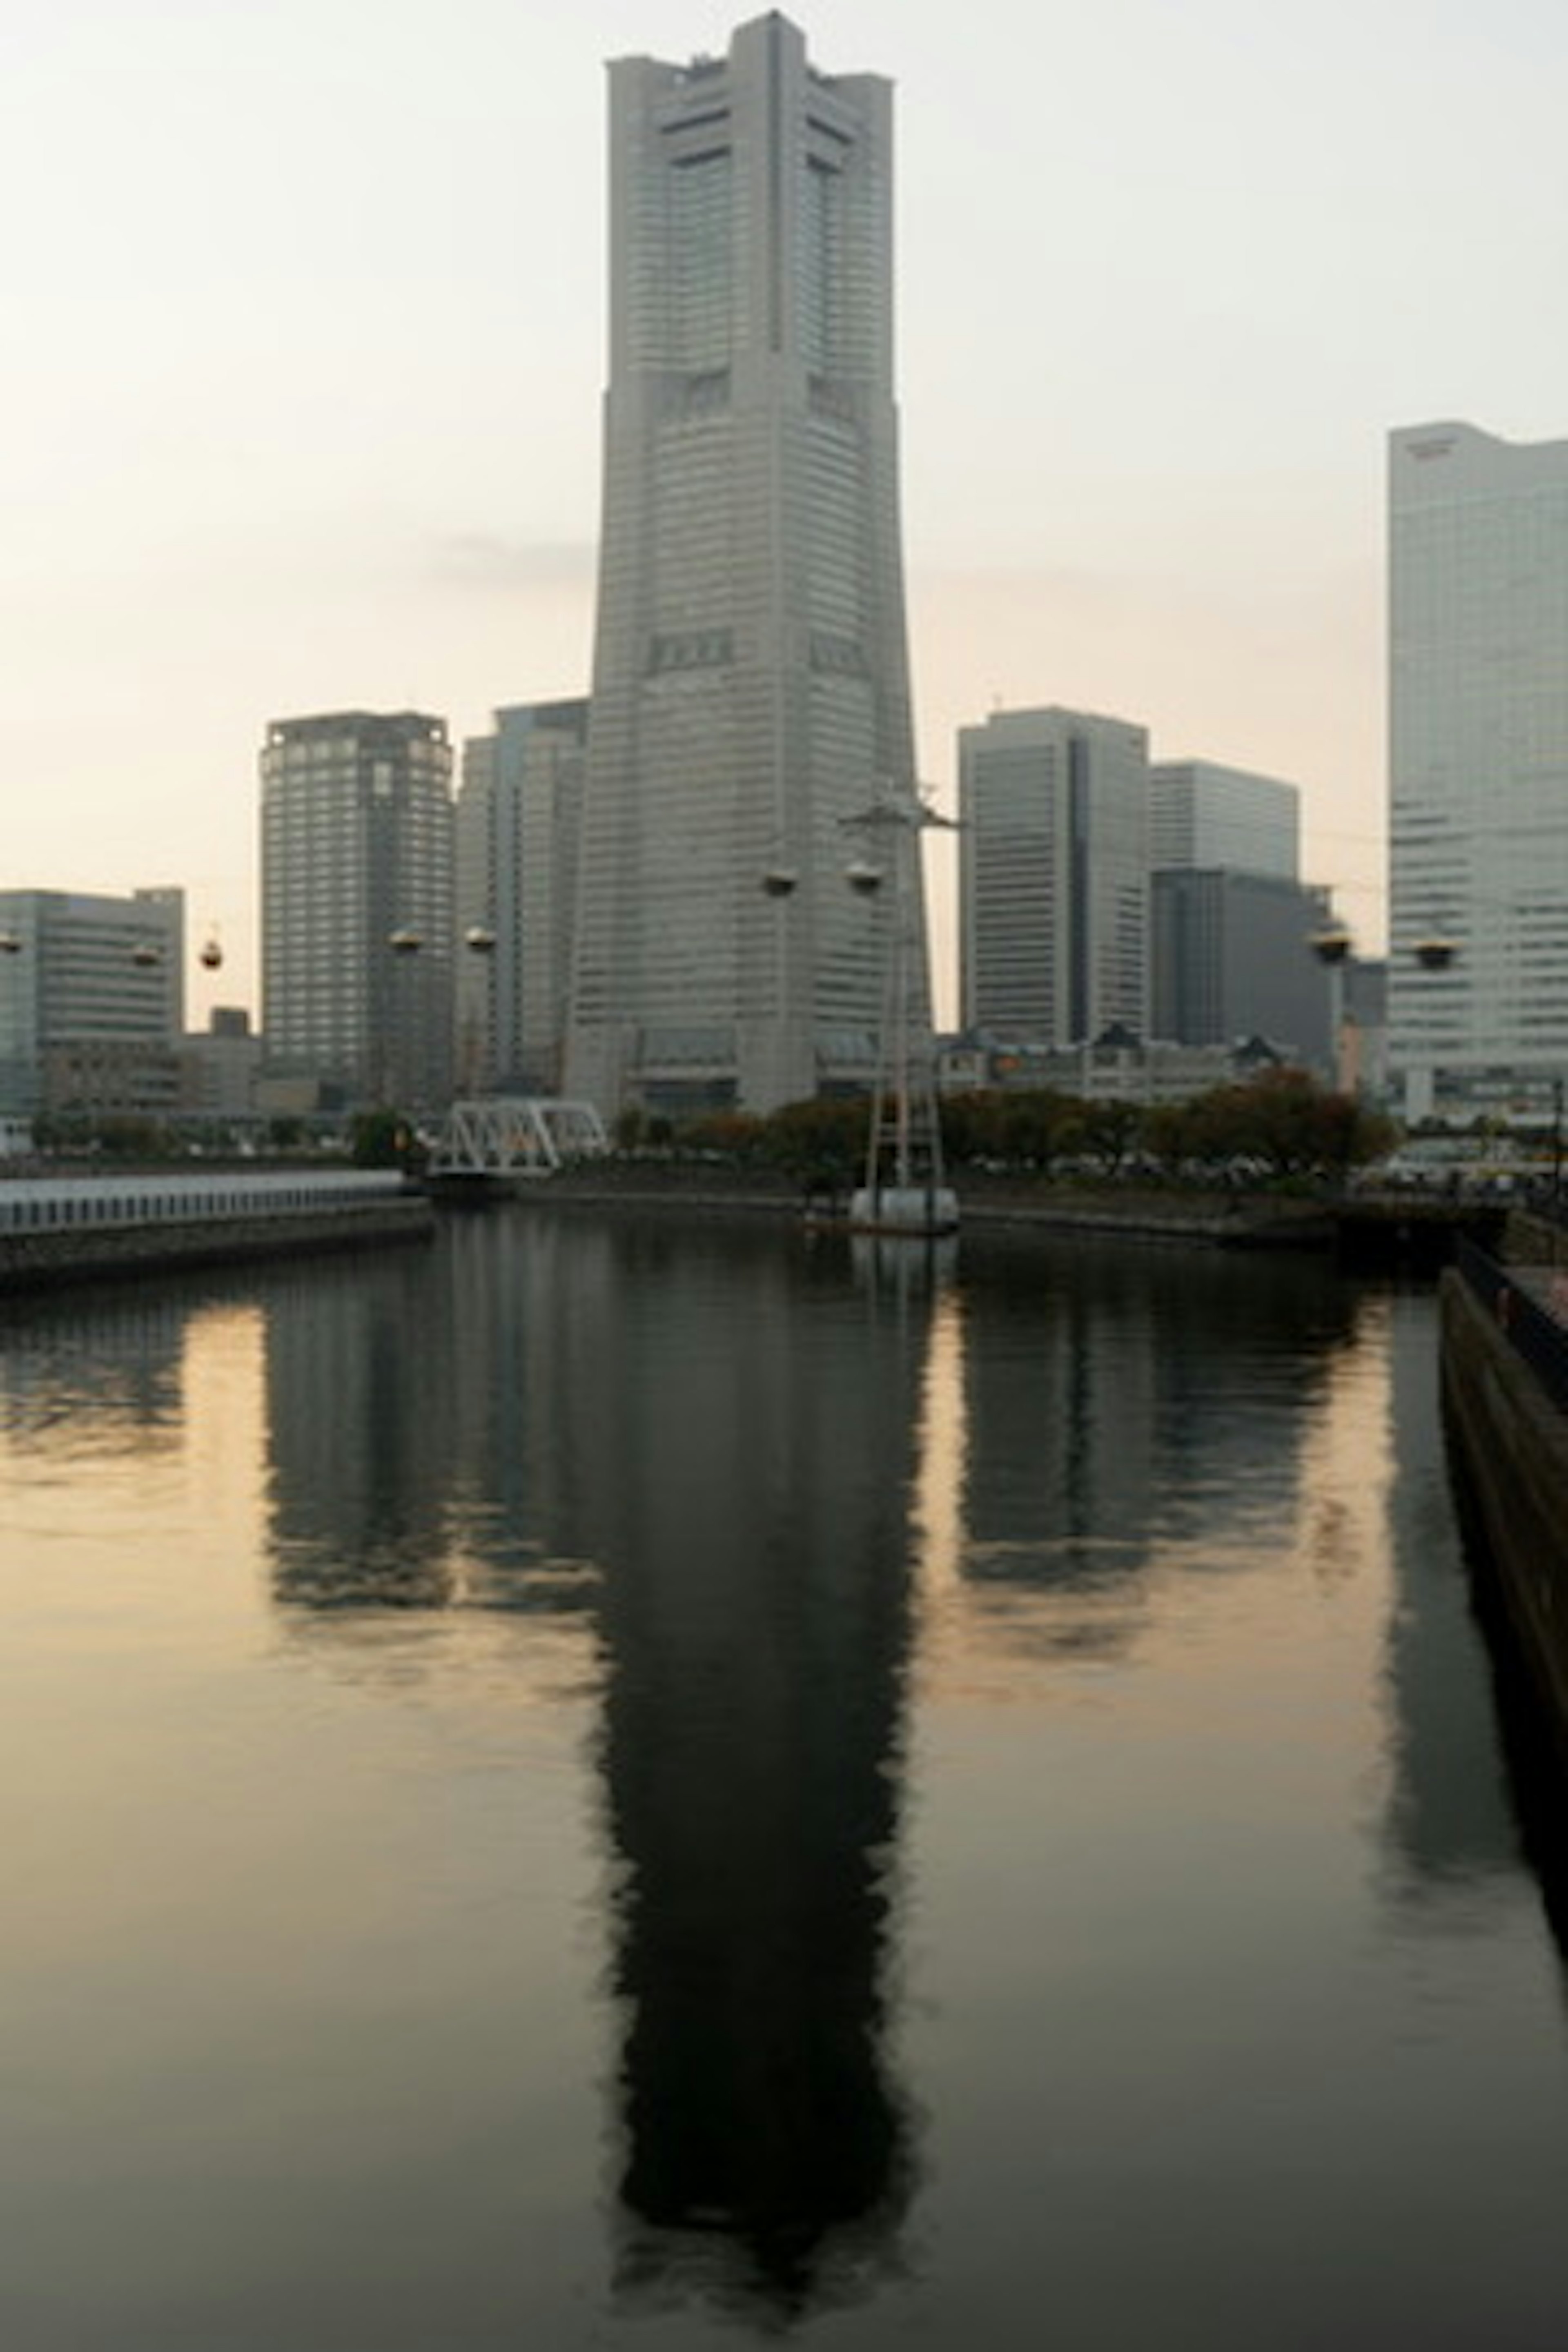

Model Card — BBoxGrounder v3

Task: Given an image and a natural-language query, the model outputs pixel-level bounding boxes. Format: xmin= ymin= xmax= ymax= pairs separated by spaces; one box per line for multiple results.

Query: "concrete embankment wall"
xmin=533 ymin=1163 xmax=1332 ymax=1248
xmin=0 ymin=1200 xmax=433 ymax=1294
xmin=1440 ymin=1266 xmax=1568 ymax=1731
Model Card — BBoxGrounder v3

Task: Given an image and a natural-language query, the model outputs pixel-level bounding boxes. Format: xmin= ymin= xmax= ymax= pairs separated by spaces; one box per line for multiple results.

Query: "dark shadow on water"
xmin=1441 ymin=1403 xmax=1568 ymax=1979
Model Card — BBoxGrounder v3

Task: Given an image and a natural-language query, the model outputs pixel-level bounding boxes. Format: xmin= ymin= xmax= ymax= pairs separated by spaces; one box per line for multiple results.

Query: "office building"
xmin=1152 ymin=869 xmax=1332 ymax=1073
xmin=958 ymin=706 xmax=1150 ymax=1047
xmin=457 ymin=700 xmax=588 ymax=1095
xmin=260 ymin=711 xmax=454 ymax=1110
xmin=564 ymin=13 xmax=927 ymax=1118
xmin=0 ymin=887 xmax=184 ymax=1121
xmin=1389 ymin=420 xmax=1568 ymax=1120
xmin=1149 ymin=755 xmax=1335 ymax=1079
xmin=1149 ymin=760 xmax=1299 ymax=882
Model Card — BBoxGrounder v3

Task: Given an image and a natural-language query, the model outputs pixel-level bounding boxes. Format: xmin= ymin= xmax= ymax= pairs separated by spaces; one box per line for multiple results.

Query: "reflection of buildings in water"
xmin=581 ymin=1227 xmax=922 ymax=2318
xmin=951 ymin=1241 xmax=1354 ymax=1650
xmin=263 ymin=1213 xmax=937 ymax=1624
xmin=263 ymin=1248 xmax=463 ymax=1608
xmin=256 ymin=1211 xmax=924 ymax=2313
xmin=0 ymin=1290 xmax=267 ymax=1614
xmin=437 ymin=1212 xmax=624 ymax=1606
xmin=0 ymin=1292 xmax=190 ymax=1453
xmin=263 ymin=1217 xmax=647 ymax=1617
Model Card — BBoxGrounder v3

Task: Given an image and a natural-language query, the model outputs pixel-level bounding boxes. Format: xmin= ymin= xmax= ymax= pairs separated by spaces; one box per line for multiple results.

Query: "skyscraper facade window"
xmin=260 ymin=712 xmax=454 ymax=1111
xmin=1389 ymin=420 xmax=1568 ymax=1121
xmin=958 ymin=707 xmax=1150 ymax=1047
xmin=564 ymin=12 xmax=927 ymax=1118
xmin=457 ymin=700 xmax=588 ymax=1095
xmin=1151 ymin=869 xmax=1332 ymax=1071
xmin=1149 ymin=761 xmax=1300 ymax=882
xmin=1148 ymin=758 xmax=1328 ymax=1069
xmin=0 ymin=887 xmax=184 ymax=1120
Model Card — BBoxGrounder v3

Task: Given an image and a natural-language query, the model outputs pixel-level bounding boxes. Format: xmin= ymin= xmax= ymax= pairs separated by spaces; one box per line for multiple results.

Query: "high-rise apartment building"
xmin=958 ymin=707 xmax=1150 ymax=1046
xmin=1149 ymin=760 xmax=1299 ymax=882
xmin=564 ymin=12 xmax=926 ymax=1118
xmin=457 ymin=700 xmax=588 ymax=1095
xmin=0 ymin=887 xmax=184 ymax=1120
xmin=260 ymin=712 xmax=454 ymax=1110
xmin=1389 ymin=420 xmax=1568 ymax=1120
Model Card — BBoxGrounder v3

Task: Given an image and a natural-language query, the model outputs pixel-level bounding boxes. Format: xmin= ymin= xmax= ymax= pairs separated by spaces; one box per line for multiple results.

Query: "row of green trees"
xmin=942 ymin=1069 xmax=1396 ymax=1182
xmin=26 ymin=1112 xmax=316 ymax=1160
xmin=18 ymin=1069 xmax=1396 ymax=1188
xmin=617 ymin=1067 xmax=1395 ymax=1188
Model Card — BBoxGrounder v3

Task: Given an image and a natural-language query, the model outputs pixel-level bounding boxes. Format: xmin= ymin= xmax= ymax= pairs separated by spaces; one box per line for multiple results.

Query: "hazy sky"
xmin=7 ymin=0 xmax=1566 ymax=1023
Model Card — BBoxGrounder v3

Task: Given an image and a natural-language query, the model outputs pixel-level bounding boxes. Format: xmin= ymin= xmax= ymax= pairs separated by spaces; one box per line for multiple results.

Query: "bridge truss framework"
xmin=429 ymin=1097 xmax=609 ymax=1179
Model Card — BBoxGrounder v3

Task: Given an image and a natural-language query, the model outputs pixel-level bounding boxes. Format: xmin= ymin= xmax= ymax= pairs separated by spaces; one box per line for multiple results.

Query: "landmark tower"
xmin=565 ymin=12 xmax=926 ymax=1118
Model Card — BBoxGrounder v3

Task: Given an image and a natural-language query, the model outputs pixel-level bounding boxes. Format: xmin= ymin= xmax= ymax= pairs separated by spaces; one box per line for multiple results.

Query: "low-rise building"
xmin=938 ymin=1028 xmax=1291 ymax=1105
xmin=181 ymin=1007 xmax=263 ymax=1123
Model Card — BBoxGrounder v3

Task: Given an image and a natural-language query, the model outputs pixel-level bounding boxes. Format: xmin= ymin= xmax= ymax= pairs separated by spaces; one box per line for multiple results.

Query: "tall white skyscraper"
xmin=1389 ymin=420 xmax=1568 ymax=1120
xmin=958 ymin=707 xmax=1150 ymax=1046
xmin=260 ymin=712 xmax=454 ymax=1111
xmin=564 ymin=12 xmax=926 ymax=1119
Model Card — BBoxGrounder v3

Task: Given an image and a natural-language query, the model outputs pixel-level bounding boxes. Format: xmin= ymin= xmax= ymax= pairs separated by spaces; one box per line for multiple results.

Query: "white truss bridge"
xmin=428 ymin=1097 xmax=609 ymax=1182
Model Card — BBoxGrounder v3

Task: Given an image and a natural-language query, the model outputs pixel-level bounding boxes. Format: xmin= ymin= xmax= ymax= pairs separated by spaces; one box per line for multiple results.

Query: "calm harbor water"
xmin=4 ymin=1209 xmax=1568 ymax=2348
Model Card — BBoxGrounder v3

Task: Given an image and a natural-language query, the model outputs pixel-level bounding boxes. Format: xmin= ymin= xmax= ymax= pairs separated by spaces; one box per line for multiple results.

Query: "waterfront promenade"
xmin=0 ymin=1167 xmax=431 ymax=1291
xmin=0 ymin=1154 xmax=1523 ymax=1286
xmin=488 ymin=1156 xmax=1519 ymax=1267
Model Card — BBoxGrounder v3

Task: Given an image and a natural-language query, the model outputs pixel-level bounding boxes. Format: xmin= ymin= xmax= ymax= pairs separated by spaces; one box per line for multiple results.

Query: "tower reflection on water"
xmin=592 ymin=1233 xmax=921 ymax=2314
xmin=252 ymin=1212 xmax=1568 ymax=2326
xmin=261 ymin=1216 xmax=926 ymax=2320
